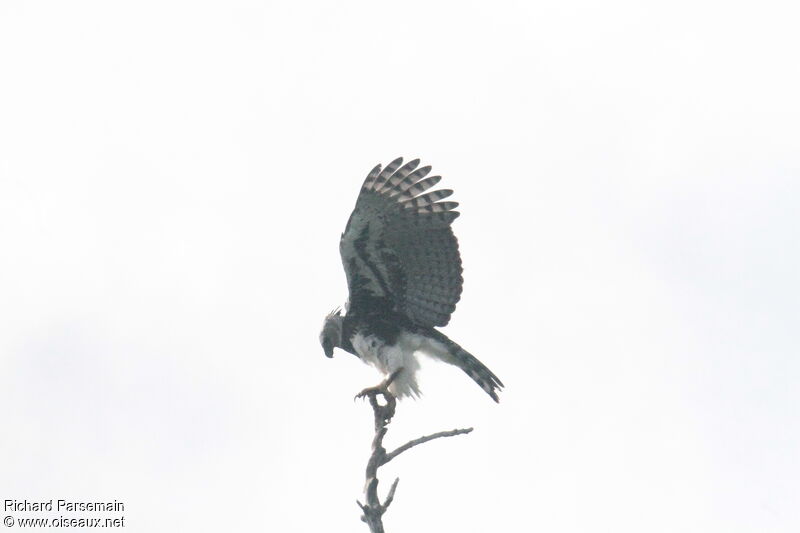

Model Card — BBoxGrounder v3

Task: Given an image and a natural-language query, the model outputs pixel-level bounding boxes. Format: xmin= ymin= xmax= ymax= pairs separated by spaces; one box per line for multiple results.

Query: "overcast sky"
xmin=1 ymin=1 xmax=798 ymax=532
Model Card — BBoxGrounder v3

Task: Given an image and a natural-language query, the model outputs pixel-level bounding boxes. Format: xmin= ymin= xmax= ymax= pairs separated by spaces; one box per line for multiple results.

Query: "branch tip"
xmin=382 ymin=477 xmax=400 ymax=509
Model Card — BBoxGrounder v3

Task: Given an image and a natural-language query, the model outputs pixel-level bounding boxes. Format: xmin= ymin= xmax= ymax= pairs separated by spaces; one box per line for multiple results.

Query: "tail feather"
xmin=424 ymin=329 xmax=504 ymax=402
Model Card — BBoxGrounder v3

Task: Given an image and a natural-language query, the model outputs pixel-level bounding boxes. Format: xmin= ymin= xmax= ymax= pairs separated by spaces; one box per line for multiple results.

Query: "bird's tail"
xmin=425 ymin=329 xmax=504 ymax=402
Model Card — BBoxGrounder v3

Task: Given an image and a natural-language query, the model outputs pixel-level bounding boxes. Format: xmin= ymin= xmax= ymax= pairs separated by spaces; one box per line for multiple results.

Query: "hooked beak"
xmin=322 ymin=338 xmax=334 ymax=358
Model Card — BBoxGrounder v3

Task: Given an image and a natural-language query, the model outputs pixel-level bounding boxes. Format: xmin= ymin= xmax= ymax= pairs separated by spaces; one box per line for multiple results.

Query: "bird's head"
xmin=319 ymin=307 xmax=343 ymax=358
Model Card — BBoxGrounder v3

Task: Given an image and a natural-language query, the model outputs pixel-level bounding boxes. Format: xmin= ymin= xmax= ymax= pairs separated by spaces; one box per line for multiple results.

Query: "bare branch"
xmin=383 ymin=427 xmax=474 ymax=465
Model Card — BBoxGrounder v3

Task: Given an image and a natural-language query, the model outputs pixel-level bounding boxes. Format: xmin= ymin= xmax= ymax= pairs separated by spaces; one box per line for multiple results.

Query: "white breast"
xmin=351 ymin=332 xmax=424 ymax=398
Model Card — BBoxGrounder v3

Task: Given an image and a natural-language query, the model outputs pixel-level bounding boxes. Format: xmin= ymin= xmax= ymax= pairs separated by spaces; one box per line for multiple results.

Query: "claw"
xmin=354 ymin=385 xmax=389 ymax=403
xmin=354 ymin=386 xmax=389 ymax=403
xmin=354 ymin=368 xmax=404 ymax=402
xmin=353 ymin=369 xmax=404 ymax=426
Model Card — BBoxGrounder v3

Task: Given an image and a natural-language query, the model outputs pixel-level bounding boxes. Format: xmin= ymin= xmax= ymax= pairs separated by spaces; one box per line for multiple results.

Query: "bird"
xmin=319 ymin=157 xmax=503 ymax=402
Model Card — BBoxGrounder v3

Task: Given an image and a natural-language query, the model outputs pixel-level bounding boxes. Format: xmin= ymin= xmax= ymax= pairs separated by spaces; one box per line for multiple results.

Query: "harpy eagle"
xmin=319 ymin=158 xmax=503 ymax=402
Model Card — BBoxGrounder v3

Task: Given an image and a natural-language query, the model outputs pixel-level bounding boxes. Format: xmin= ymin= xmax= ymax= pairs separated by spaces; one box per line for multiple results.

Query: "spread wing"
xmin=339 ymin=157 xmax=463 ymax=327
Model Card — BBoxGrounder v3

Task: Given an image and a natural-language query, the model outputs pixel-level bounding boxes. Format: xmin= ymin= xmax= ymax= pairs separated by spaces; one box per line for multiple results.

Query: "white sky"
xmin=1 ymin=1 xmax=798 ymax=531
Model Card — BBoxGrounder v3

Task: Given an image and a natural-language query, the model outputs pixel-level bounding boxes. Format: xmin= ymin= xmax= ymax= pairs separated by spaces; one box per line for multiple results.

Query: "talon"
xmin=354 ymin=385 xmax=390 ymax=403
xmin=354 ymin=368 xmax=404 ymax=402
xmin=354 ymin=388 xmax=375 ymax=402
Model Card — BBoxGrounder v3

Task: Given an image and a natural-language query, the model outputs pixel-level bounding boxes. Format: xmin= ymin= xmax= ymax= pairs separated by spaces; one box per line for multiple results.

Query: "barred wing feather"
xmin=339 ymin=157 xmax=464 ymax=327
